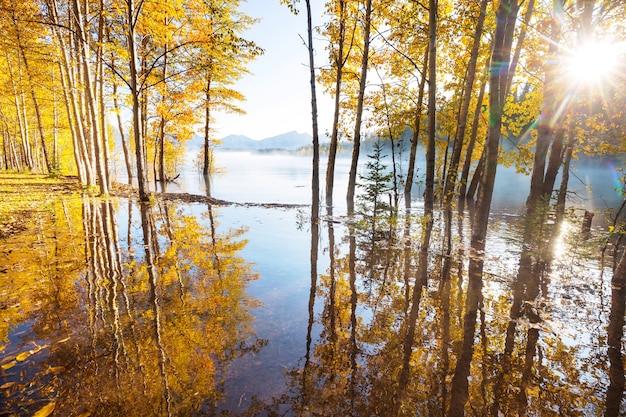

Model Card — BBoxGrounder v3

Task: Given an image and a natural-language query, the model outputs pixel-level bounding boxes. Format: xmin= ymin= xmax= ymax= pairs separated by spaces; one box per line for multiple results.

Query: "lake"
xmin=0 ymin=150 xmax=623 ymax=416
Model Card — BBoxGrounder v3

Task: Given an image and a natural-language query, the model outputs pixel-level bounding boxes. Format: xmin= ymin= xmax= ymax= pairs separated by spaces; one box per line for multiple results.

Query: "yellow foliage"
xmin=32 ymin=402 xmax=56 ymax=417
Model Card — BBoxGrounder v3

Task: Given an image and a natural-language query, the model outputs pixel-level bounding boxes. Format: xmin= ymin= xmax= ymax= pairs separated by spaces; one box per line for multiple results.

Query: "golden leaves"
xmin=1 ymin=344 xmax=49 ymax=369
xmin=15 ymin=350 xmax=32 ymax=362
xmin=32 ymin=402 xmax=56 ymax=417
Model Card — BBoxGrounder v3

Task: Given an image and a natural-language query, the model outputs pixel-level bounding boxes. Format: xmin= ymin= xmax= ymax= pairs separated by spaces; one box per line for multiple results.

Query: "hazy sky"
xmin=214 ymin=1 xmax=332 ymax=140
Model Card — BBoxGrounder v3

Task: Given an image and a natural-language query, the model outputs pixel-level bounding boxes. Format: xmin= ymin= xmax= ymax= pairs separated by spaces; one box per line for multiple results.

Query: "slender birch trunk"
xmin=346 ymin=0 xmax=373 ymax=215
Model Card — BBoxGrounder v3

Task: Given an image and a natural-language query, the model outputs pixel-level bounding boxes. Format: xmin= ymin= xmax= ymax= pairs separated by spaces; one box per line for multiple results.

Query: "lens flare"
xmin=565 ymin=40 xmax=622 ymax=85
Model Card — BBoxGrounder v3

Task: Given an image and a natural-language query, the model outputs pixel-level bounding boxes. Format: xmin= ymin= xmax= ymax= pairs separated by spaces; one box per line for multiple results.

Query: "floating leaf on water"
xmin=0 ymin=381 xmax=15 ymax=389
xmin=1 ymin=360 xmax=16 ymax=370
xmin=16 ymin=351 xmax=31 ymax=362
xmin=32 ymin=402 xmax=56 ymax=417
xmin=47 ymin=365 xmax=65 ymax=374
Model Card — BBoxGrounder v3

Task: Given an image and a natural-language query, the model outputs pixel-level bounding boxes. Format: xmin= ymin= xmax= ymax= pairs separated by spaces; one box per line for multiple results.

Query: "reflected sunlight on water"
xmin=1 ymin=151 xmax=624 ymax=416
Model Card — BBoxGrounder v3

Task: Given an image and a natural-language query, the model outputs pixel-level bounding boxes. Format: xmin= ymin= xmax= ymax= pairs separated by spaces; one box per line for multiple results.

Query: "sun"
xmin=565 ymin=40 xmax=623 ymax=85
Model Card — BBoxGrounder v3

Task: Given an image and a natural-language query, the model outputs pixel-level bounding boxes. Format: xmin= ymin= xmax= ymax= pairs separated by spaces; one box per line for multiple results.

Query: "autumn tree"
xmin=320 ymin=0 xmax=355 ymax=207
xmin=449 ymin=0 xmax=521 ymax=415
xmin=442 ymin=0 xmax=489 ymax=207
xmin=0 ymin=1 xmax=60 ymax=175
xmin=185 ymin=0 xmax=262 ymax=178
xmin=346 ymin=0 xmax=374 ymax=215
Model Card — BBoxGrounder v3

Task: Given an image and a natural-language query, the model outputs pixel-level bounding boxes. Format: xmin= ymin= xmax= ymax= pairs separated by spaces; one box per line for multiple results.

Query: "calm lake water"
xmin=1 ymin=151 xmax=624 ymax=416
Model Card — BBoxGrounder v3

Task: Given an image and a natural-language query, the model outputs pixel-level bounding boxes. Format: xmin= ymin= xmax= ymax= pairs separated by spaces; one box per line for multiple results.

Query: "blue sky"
xmin=214 ymin=0 xmax=332 ymax=140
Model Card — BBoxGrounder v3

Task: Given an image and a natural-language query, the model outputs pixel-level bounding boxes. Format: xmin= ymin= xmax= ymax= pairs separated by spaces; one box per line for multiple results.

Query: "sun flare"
xmin=565 ymin=40 xmax=622 ymax=84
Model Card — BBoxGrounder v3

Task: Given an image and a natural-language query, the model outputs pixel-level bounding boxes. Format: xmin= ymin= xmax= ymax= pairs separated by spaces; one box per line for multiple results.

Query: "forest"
xmin=0 ymin=0 xmax=623 ymax=207
xmin=0 ymin=0 xmax=625 ymax=416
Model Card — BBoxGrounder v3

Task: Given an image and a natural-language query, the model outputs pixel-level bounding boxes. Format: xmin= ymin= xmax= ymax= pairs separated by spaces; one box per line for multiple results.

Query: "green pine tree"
xmin=357 ymin=140 xmax=394 ymax=236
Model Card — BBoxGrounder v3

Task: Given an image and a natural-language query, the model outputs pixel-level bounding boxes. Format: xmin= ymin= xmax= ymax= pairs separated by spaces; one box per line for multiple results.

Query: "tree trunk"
xmin=325 ymin=0 xmax=348 ymax=208
xmin=13 ymin=18 xmax=51 ymax=174
xmin=47 ymin=0 xmax=89 ymax=182
xmin=396 ymin=1 xmax=437 ymax=410
xmin=442 ymin=0 xmax=488 ymax=207
xmin=71 ymin=0 xmax=109 ymax=195
xmin=542 ymin=127 xmax=565 ymax=196
xmin=305 ymin=0 xmax=320 ymax=220
xmin=506 ymin=0 xmax=535 ymax=95
xmin=346 ymin=0 xmax=373 ymax=215
xmin=5 ymin=56 xmax=33 ymax=171
xmin=52 ymin=67 xmax=59 ymax=172
xmin=127 ymin=0 xmax=150 ymax=201
xmin=459 ymin=76 xmax=487 ymax=200
xmin=449 ymin=1 xmax=520 ymax=415
xmin=404 ymin=47 xmax=429 ymax=208
xmin=424 ymin=0 xmax=437 ymax=221
xmin=158 ymin=42 xmax=169 ymax=186
xmin=526 ymin=0 xmax=565 ymax=215
xmin=555 ymin=118 xmax=575 ymax=220
xmin=203 ymin=79 xmax=212 ymax=177
xmin=97 ymin=0 xmax=111 ymax=192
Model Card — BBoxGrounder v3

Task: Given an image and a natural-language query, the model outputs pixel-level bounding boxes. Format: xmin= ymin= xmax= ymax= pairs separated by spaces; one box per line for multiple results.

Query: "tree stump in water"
xmin=582 ymin=210 xmax=594 ymax=237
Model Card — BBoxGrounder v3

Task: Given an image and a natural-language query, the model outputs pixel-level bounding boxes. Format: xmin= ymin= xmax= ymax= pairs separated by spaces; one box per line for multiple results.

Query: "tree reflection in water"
xmin=0 ymin=197 xmax=263 ymax=416
xmin=0 ymin=193 xmax=624 ymax=415
xmin=252 ymin=202 xmax=623 ymax=416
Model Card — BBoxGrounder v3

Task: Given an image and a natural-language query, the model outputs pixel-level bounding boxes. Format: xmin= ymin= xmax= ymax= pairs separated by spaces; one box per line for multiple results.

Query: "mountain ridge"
xmin=218 ymin=130 xmax=313 ymax=150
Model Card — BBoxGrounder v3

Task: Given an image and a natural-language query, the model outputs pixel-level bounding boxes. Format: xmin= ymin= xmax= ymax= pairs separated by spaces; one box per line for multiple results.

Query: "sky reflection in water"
xmin=0 ymin=151 xmax=623 ymax=416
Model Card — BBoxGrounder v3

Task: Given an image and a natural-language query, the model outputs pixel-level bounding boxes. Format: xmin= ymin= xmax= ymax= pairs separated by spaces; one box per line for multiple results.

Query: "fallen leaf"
xmin=47 ymin=366 xmax=65 ymax=374
xmin=0 ymin=381 xmax=15 ymax=389
xmin=16 ymin=351 xmax=31 ymax=362
xmin=1 ymin=360 xmax=16 ymax=370
xmin=33 ymin=402 xmax=56 ymax=417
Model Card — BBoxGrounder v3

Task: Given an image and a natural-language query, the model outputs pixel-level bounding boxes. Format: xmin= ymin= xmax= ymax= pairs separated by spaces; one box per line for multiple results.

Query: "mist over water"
xmin=150 ymin=149 xmax=621 ymax=221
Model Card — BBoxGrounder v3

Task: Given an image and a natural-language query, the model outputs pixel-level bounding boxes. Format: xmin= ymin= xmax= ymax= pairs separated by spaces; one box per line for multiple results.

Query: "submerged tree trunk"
xmin=304 ymin=0 xmax=321 ymax=381
xmin=203 ymin=76 xmax=213 ymax=177
xmin=305 ymin=0 xmax=320 ymax=220
xmin=325 ymin=0 xmax=348 ymax=208
xmin=459 ymin=76 xmax=487 ymax=200
xmin=526 ymin=0 xmax=565 ymax=215
xmin=422 ymin=0 xmax=437 ymax=234
xmin=449 ymin=1 xmax=520 ymax=415
xmin=555 ymin=119 xmax=576 ymax=220
xmin=395 ymin=0 xmax=437 ymax=411
xmin=442 ymin=0 xmax=488 ymax=207
xmin=404 ymin=47 xmax=429 ymax=208
xmin=346 ymin=0 xmax=373 ymax=215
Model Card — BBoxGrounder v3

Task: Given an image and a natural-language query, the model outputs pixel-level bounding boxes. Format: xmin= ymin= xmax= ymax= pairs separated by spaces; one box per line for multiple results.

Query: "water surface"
xmin=0 ymin=151 xmax=623 ymax=416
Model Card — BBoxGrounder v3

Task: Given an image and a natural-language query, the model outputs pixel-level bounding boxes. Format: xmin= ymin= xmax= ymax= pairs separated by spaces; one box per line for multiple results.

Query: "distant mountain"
xmin=218 ymin=134 xmax=257 ymax=149
xmin=219 ymin=131 xmax=313 ymax=150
